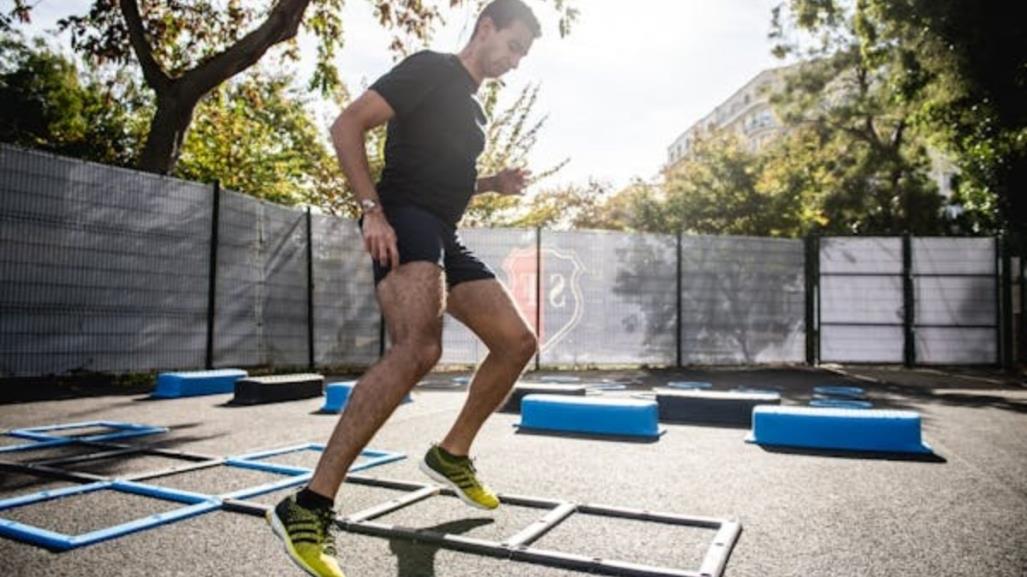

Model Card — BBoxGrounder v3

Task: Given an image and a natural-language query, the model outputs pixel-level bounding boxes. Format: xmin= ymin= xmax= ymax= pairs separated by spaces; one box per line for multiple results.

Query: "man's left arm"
xmin=475 ymin=168 xmax=531 ymax=196
xmin=474 ymin=175 xmax=498 ymax=195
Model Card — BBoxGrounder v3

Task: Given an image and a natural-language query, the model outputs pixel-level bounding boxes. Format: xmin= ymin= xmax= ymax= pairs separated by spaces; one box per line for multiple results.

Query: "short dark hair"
xmin=474 ymin=0 xmax=542 ymax=39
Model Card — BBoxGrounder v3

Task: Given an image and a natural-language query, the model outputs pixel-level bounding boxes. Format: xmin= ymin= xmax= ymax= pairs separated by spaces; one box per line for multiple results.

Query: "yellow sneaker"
xmin=267 ymin=493 xmax=345 ymax=577
xmin=418 ymin=444 xmax=500 ymax=510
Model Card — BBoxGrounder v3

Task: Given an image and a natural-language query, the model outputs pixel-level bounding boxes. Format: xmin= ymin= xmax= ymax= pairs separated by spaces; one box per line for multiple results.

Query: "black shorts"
xmin=361 ymin=203 xmax=496 ymax=289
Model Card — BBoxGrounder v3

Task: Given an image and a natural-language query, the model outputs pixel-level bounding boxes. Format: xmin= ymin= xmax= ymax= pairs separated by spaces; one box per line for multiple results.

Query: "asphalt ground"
xmin=1 ymin=365 xmax=1024 ymax=577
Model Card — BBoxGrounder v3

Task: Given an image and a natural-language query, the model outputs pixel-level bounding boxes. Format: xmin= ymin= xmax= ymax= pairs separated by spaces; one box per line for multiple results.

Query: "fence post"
xmin=804 ymin=234 xmax=819 ymax=366
xmin=676 ymin=230 xmax=683 ymax=368
xmin=205 ymin=181 xmax=221 ymax=370
xmin=306 ymin=207 xmax=315 ymax=370
xmin=535 ymin=226 xmax=542 ymax=372
xmin=1000 ymin=233 xmax=1014 ymax=369
xmin=902 ymin=233 xmax=916 ymax=368
xmin=1021 ymin=235 xmax=1026 ymax=366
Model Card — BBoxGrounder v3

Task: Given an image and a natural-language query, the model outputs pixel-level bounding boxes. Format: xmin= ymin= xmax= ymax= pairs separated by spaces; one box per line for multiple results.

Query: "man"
xmin=267 ymin=1 xmax=542 ymax=576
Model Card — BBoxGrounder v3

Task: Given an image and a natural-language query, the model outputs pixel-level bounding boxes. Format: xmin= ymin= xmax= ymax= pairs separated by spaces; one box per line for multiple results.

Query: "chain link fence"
xmin=0 ymin=144 xmax=1017 ymax=377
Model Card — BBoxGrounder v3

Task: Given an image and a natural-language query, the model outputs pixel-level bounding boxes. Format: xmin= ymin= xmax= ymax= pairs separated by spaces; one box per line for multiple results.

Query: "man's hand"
xmin=492 ymin=168 xmax=532 ymax=196
xmin=362 ymin=211 xmax=400 ymax=270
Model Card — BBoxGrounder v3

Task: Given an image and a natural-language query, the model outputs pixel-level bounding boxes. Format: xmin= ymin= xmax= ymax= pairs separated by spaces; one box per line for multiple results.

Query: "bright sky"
xmin=23 ymin=0 xmax=786 ymax=191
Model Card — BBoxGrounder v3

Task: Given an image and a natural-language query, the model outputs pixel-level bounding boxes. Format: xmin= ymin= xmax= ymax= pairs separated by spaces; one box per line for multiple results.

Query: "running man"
xmin=267 ymin=1 xmax=542 ymax=575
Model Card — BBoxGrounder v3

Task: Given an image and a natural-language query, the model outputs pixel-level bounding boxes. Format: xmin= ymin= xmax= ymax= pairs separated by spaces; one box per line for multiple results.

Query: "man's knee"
xmin=504 ymin=328 xmax=538 ymax=364
xmin=396 ymin=340 xmax=442 ymax=373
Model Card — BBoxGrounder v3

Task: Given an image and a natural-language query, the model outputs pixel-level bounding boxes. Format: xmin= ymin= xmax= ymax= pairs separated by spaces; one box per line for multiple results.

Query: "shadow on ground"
xmin=387 ymin=518 xmax=495 ymax=576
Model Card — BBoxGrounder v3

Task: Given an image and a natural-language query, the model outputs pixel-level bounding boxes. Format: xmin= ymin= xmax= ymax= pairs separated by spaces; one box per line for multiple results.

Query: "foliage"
xmin=0 ymin=33 xmax=148 ymax=166
xmin=771 ymin=0 xmax=1026 ymax=237
xmin=461 ymin=81 xmax=568 ymax=227
xmin=174 ymin=68 xmax=343 ymax=207
xmin=4 ymin=0 xmax=578 ymax=174
xmin=769 ymin=6 xmax=944 ymax=234
xmin=657 ymin=133 xmax=807 ymax=236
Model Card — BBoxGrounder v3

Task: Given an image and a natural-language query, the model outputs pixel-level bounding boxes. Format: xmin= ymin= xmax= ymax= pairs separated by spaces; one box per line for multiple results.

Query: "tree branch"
xmin=119 ymin=0 xmax=170 ymax=91
xmin=181 ymin=0 xmax=313 ymax=99
xmin=890 ymin=117 xmax=907 ymax=150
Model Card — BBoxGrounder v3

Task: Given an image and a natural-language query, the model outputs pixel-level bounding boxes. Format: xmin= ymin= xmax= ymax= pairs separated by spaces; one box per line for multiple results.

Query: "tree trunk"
xmin=120 ymin=0 xmax=313 ymax=174
xmin=138 ymin=92 xmax=198 ymax=175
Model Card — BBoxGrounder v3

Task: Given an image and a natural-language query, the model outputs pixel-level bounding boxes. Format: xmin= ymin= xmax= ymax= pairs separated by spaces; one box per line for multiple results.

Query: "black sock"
xmin=436 ymin=445 xmax=467 ymax=460
xmin=296 ymin=487 xmax=334 ymax=510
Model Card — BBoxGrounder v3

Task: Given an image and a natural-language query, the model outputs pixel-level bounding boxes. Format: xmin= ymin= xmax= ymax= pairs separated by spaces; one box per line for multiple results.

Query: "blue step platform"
xmin=152 ymin=369 xmax=248 ymax=398
xmin=746 ymin=406 xmax=932 ymax=454
xmin=320 ymin=381 xmax=357 ymax=413
xmin=538 ymin=375 xmax=582 ymax=384
xmin=667 ymin=381 xmax=713 ymax=390
xmin=519 ymin=394 xmax=664 ymax=440
xmin=320 ymin=381 xmax=411 ymax=413
xmin=813 ymin=385 xmax=866 ymax=399
xmin=809 ymin=398 xmax=873 ymax=409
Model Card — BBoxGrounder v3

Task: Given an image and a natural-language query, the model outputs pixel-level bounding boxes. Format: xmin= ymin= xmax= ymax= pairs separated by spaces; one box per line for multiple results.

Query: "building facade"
xmin=666 ymin=65 xmax=795 ymax=169
xmin=665 ymin=64 xmax=956 ymax=199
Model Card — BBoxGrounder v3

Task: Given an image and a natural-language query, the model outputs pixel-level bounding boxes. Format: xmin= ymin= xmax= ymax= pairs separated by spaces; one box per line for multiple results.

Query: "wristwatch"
xmin=360 ymin=198 xmax=382 ymax=216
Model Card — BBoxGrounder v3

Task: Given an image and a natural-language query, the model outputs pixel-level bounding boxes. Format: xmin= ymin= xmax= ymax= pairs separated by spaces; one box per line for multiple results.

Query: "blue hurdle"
xmin=813 ymin=385 xmax=867 ymax=399
xmin=9 ymin=421 xmax=168 ymax=443
xmin=0 ymin=480 xmax=219 ymax=551
xmin=224 ymin=445 xmax=404 ymax=480
xmin=809 ymin=398 xmax=874 ymax=409
xmin=152 ymin=369 xmax=248 ymax=398
xmin=519 ymin=394 xmax=664 ymax=440
xmin=320 ymin=381 xmax=410 ymax=413
xmin=0 ymin=437 xmax=71 ymax=454
xmin=667 ymin=381 xmax=713 ymax=391
xmin=319 ymin=381 xmax=357 ymax=413
xmin=746 ymin=406 xmax=933 ymax=454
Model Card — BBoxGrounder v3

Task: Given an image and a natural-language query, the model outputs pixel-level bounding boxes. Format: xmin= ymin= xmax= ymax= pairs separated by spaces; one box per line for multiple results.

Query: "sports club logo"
xmin=501 ymin=246 xmax=585 ymax=353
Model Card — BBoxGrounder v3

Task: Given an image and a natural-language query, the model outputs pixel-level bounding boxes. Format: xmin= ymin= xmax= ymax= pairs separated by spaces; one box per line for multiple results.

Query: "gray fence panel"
xmin=440 ymin=227 xmax=537 ymax=366
xmin=312 ymin=214 xmax=379 ymax=367
xmin=679 ymin=235 xmax=805 ymax=365
xmin=912 ymin=238 xmax=997 ymax=364
xmin=915 ymin=327 xmax=995 ymax=364
xmin=213 ymin=189 xmax=263 ymax=367
xmin=537 ymin=230 xmax=678 ymax=367
xmin=0 ymin=145 xmax=210 ymax=376
xmin=820 ymin=237 xmax=905 ymax=363
xmin=820 ymin=237 xmax=904 ymax=274
xmin=0 ymin=145 xmax=1012 ymax=375
xmin=914 ymin=276 xmax=994 ymax=326
xmin=912 ymin=237 xmax=994 ymax=275
xmin=821 ymin=275 xmax=904 ymax=324
xmin=262 ymin=202 xmax=309 ymax=367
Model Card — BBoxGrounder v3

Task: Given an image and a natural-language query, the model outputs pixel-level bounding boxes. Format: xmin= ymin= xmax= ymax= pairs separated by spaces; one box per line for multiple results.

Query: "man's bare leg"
xmin=306 ymin=262 xmax=445 ymax=499
xmin=438 ymin=278 xmax=537 ymax=456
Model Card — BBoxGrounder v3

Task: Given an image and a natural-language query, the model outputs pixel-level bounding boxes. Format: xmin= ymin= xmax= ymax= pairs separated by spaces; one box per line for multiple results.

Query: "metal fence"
xmin=0 ymin=144 xmax=1020 ymax=377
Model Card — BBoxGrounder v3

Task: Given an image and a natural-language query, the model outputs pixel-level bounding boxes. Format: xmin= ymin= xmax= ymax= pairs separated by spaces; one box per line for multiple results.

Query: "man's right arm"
xmin=330 ymin=90 xmax=399 ymax=269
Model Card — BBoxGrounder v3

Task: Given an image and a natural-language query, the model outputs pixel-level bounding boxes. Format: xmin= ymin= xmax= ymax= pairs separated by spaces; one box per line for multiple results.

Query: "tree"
xmin=506 ymin=179 xmax=610 ymax=230
xmin=0 ymin=33 xmax=148 ymax=167
xmin=6 ymin=0 xmax=578 ymax=175
xmin=770 ymin=5 xmax=944 ymax=235
xmin=771 ymin=0 xmax=1026 ymax=237
xmin=174 ymin=67 xmax=344 ymax=207
xmin=659 ymin=132 xmax=805 ymax=236
xmin=461 ymin=81 xmax=568 ymax=227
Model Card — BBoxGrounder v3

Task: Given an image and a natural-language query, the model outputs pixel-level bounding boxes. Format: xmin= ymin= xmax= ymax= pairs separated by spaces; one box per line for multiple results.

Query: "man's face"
xmin=479 ymin=18 xmax=534 ymax=78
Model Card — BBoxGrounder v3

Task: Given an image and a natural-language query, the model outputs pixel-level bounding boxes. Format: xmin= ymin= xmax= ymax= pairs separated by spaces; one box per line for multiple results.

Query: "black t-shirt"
xmin=370 ymin=50 xmax=486 ymax=226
